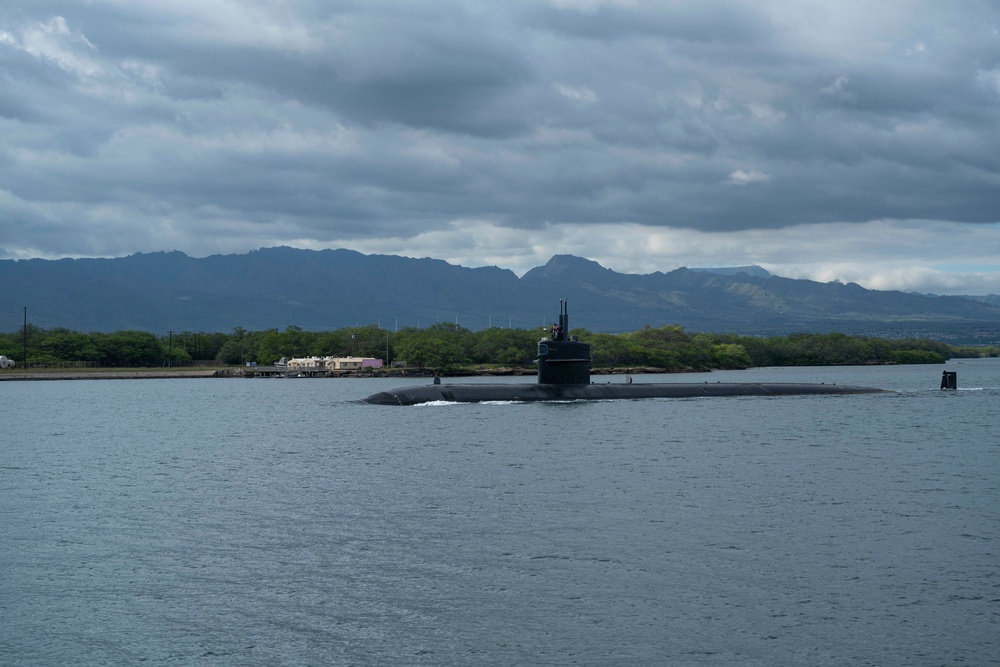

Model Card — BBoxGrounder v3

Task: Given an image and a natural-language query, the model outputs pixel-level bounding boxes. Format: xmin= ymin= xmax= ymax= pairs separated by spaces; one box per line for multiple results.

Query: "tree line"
xmin=2 ymin=323 xmax=995 ymax=372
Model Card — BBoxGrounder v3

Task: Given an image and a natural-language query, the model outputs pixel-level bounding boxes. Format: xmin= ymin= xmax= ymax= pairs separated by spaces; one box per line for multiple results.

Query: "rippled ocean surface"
xmin=2 ymin=359 xmax=998 ymax=665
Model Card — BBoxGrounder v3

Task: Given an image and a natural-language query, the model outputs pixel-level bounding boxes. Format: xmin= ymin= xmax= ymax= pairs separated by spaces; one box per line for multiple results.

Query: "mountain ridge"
xmin=3 ymin=248 xmax=999 ymax=342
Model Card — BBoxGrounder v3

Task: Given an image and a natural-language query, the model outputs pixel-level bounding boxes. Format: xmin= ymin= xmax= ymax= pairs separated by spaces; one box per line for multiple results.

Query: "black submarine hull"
xmin=362 ymin=382 xmax=887 ymax=406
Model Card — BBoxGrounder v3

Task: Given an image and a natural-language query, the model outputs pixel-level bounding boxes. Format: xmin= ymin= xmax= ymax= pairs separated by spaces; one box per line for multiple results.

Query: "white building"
xmin=284 ymin=356 xmax=383 ymax=371
xmin=286 ymin=356 xmax=326 ymax=371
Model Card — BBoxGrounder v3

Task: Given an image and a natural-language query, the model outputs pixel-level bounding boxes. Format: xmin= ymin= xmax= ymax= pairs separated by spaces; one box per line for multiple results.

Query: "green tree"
xmin=711 ymin=343 xmax=752 ymax=369
xmin=95 ymin=331 xmax=164 ymax=366
xmin=161 ymin=336 xmax=193 ymax=365
xmin=394 ymin=334 xmax=467 ymax=370
xmin=891 ymin=349 xmax=946 ymax=364
xmin=468 ymin=327 xmax=538 ymax=365
xmin=216 ymin=327 xmax=256 ymax=365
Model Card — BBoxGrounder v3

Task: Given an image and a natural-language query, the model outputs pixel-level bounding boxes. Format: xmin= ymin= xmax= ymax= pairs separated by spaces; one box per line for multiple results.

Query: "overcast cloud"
xmin=2 ymin=0 xmax=999 ymax=294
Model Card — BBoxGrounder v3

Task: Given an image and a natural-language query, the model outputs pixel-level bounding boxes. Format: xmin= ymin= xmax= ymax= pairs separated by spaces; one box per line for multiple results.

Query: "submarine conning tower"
xmin=537 ymin=299 xmax=591 ymax=385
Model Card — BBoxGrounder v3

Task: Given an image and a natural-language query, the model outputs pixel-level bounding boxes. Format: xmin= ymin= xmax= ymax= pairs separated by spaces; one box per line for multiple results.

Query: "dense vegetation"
xmin=2 ymin=323 xmax=995 ymax=372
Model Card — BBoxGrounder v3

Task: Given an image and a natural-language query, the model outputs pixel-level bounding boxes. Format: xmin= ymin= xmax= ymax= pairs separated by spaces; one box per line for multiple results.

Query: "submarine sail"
xmin=536 ymin=299 xmax=591 ymax=385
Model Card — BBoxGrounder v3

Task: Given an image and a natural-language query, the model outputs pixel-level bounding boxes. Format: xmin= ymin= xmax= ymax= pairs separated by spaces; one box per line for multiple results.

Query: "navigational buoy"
xmin=940 ymin=371 xmax=957 ymax=390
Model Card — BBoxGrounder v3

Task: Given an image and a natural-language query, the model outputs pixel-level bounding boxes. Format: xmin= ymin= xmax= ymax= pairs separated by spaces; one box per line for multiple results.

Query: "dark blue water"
xmin=2 ymin=360 xmax=998 ymax=665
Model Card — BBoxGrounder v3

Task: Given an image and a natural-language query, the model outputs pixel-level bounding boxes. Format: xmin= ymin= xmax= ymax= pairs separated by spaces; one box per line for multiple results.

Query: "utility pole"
xmin=168 ymin=331 xmax=174 ymax=368
xmin=23 ymin=306 xmax=27 ymax=368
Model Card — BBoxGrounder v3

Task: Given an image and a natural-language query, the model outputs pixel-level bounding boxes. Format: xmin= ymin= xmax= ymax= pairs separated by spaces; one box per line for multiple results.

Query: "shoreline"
xmin=0 ymin=369 xmax=224 ymax=381
xmin=0 ymin=365 xmax=698 ymax=382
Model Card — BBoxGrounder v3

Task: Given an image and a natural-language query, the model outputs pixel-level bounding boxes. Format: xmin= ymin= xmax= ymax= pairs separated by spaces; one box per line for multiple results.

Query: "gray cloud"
xmin=1 ymin=0 xmax=999 ymax=293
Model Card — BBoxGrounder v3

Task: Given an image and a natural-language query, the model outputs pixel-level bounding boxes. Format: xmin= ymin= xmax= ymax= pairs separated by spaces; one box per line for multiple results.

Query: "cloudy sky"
xmin=2 ymin=1 xmax=999 ymax=294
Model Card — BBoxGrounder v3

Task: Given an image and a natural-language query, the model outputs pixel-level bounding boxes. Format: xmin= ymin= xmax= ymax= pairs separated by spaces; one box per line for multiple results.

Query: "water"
xmin=2 ymin=359 xmax=998 ymax=665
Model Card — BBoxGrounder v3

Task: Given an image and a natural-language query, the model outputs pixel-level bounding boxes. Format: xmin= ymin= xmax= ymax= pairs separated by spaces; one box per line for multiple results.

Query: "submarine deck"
xmin=363 ymin=381 xmax=888 ymax=406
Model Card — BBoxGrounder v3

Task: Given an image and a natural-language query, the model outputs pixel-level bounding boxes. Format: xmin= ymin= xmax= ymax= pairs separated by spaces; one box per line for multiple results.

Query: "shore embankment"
xmin=0 ymin=367 xmax=472 ymax=381
xmin=0 ymin=365 xmax=693 ymax=381
xmin=0 ymin=368 xmax=222 ymax=381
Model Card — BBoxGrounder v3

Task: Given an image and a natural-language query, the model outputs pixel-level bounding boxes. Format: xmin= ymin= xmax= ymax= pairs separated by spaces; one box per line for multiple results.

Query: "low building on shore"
xmin=286 ymin=356 xmax=326 ymax=371
xmin=328 ymin=356 xmax=384 ymax=370
xmin=286 ymin=356 xmax=383 ymax=372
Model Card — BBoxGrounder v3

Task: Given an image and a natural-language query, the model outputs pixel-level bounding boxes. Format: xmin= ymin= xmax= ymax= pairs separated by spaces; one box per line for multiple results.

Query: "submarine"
xmin=362 ymin=300 xmax=887 ymax=406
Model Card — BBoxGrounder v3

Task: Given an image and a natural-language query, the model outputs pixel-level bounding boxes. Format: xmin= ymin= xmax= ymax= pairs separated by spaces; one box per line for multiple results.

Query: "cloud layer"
xmin=2 ymin=1 xmax=999 ymax=293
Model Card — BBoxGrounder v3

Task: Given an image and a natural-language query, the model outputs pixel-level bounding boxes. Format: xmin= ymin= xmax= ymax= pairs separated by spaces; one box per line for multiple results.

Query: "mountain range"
xmin=3 ymin=247 xmax=999 ymax=343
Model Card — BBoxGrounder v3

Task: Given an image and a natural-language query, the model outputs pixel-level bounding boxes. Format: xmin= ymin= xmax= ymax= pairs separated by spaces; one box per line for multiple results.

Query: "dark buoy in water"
xmin=362 ymin=300 xmax=889 ymax=405
xmin=940 ymin=370 xmax=957 ymax=390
